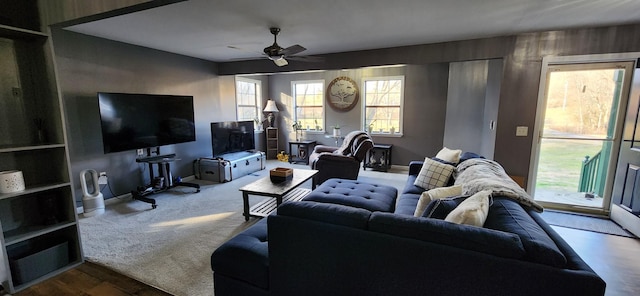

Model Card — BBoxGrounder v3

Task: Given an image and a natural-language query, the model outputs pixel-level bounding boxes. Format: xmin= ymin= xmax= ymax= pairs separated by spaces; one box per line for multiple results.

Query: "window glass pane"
xmin=293 ymin=81 xmax=324 ymax=131
xmin=237 ymin=107 xmax=257 ymax=121
xmin=235 ymin=78 xmax=261 ymax=127
xmin=296 ymin=83 xmax=323 ymax=106
xmin=363 ymin=77 xmax=403 ymax=134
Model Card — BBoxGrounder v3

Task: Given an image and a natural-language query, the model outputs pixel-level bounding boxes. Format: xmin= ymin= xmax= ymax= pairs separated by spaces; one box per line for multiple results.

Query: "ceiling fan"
xmin=262 ymin=27 xmax=308 ymax=66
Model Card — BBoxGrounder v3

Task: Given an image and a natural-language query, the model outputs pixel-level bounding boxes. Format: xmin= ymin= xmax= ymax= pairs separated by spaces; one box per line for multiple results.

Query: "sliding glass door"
xmin=531 ymin=60 xmax=634 ymax=213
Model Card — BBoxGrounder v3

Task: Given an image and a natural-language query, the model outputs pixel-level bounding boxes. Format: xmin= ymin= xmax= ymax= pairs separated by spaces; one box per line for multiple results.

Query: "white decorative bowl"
xmin=0 ymin=170 xmax=26 ymax=194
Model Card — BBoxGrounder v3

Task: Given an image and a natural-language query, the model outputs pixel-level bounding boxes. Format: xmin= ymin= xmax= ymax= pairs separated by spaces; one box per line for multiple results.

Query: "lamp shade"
xmin=263 ymin=100 xmax=279 ymax=112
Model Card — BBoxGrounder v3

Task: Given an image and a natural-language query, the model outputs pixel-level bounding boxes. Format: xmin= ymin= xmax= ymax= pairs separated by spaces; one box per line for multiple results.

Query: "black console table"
xmin=132 ymin=148 xmax=200 ymax=208
xmin=364 ymin=144 xmax=393 ymax=172
xmin=289 ymin=140 xmax=316 ymax=164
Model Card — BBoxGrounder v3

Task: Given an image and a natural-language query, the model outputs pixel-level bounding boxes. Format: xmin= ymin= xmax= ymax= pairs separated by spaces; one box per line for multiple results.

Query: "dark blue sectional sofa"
xmin=211 ymin=162 xmax=606 ymax=296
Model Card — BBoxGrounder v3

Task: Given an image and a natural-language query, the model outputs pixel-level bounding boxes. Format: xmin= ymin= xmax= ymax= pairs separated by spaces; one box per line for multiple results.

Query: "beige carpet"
xmin=78 ymin=160 xmax=408 ymax=295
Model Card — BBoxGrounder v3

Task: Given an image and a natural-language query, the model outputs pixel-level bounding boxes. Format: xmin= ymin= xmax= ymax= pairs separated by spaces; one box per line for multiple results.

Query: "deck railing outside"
xmin=578 ymin=150 xmax=602 ymax=196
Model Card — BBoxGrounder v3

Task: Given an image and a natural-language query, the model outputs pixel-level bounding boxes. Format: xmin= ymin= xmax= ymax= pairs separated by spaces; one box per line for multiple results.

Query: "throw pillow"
xmin=422 ymin=196 xmax=467 ymax=219
xmin=445 ymin=190 xmax=491 ymax=227
xmin=459 ymin=151 xmax=485 ymax=163
xmin=435 ymin=147 xmax=462 ymax=164
xmin=413 ymin=185 xmax=463 ymax=217
xmin=413 ymin=157 xmax=455 ymax=191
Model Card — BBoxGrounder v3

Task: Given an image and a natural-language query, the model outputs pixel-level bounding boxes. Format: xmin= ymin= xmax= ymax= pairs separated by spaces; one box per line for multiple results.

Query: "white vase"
xmin=333 ymin=128 xmax=341 ymax=137
xmin=0 ymin=170 xmax=25 ymax=193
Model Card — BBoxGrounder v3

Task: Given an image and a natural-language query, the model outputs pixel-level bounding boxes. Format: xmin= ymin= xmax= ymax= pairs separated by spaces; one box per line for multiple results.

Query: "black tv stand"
xmin=132 ymin=148 xmax=200 ymax=209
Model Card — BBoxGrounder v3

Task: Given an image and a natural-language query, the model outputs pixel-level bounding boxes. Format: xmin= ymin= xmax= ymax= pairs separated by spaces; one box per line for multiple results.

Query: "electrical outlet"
xmin=137 ymin=149 xmax=145 ymax=156
xmin=515 ymin=126 xmax=528 ymax=137
xmin=98 ymin=172 xmax=108 ymax=185
xmin=12 ymin=87 xmax=21 ymax=98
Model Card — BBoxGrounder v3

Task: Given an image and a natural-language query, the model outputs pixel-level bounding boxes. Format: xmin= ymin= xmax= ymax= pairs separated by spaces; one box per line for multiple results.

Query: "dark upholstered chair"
xmin=309 ymin=130 xmax=374 ymax=188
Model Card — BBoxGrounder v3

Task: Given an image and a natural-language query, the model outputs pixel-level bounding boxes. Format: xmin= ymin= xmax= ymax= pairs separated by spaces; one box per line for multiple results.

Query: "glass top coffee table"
xmin=239 ymin=168 xmax=318 ymax=221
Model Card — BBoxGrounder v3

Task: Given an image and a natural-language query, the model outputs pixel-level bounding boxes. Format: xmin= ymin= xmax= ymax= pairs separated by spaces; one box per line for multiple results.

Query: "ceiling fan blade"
xmin=280 ymin=44 xmax=306 ymax=56
xmin=286 ymin=55 xmax=324 ymax=63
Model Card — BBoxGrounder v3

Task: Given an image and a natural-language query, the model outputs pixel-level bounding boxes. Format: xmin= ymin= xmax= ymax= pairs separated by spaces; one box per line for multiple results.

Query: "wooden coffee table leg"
xmin=242 ymin=191 xmax=250 ymax=221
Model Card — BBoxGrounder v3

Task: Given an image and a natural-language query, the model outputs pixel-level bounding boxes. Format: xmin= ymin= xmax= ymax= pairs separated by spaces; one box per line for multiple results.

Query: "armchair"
xmin=309 ymin=131 xmax=373 ymax=188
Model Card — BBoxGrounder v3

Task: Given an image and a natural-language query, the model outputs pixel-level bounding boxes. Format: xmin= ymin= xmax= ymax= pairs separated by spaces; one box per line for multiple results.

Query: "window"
xmin=236 ymin=77 xmax=262 ymax=127
xmin=292 ymin=80 xmax=324 ymax=131
xmin=363 ymin=76 xmax=404 ymax=135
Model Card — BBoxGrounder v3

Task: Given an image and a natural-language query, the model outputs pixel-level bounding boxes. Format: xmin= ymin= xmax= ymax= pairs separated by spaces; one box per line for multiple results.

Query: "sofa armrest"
xmin=312 ymin=145 xmax=339 ymax=153
xmin=408 ymin=161 xmax=424 ymax=176
xmin=314 ymin=153 xmax=359 ymax=163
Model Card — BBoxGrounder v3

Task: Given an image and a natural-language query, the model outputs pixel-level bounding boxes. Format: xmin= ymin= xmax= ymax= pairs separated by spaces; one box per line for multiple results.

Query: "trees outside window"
xmin=362 ymin=76 xmax=404 ymax=134
xmin=292 ymin=80 xmax=324 ymax=131
xmin=236 ymin=77 xmax=262 ymax=128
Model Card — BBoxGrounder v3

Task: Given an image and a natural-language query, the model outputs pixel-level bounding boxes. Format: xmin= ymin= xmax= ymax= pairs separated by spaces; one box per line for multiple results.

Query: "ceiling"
xmin=65 ymin=0 xmax=640 ymax=63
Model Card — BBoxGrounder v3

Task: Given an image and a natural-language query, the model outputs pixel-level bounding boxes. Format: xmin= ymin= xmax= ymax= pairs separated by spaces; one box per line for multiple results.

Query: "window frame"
xmin=291 ymin=79 xmax=325 ymax=133
xmin=235 ymin=76 xmax=262 ymax=129
xmin=361 ymin=75 xmax=405 ymax=137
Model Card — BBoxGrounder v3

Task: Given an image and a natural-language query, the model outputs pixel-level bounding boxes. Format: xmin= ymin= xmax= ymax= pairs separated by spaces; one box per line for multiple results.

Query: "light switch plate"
xmin=516 ymin=126 xmax=528 ymax=137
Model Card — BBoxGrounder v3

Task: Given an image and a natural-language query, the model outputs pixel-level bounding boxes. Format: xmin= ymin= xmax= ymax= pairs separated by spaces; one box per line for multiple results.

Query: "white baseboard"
xmin=76 ymin=175 xmax=197 ymax=215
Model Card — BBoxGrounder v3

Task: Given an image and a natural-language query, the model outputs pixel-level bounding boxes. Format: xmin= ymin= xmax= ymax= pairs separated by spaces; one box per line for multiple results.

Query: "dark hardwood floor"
xmin=552 ymin=226 xmax=640 ymax=296
xmin=9 ymin=261 xmax=171 ymax=296
xmin=5 ymin=227 xmax=639 ymax=296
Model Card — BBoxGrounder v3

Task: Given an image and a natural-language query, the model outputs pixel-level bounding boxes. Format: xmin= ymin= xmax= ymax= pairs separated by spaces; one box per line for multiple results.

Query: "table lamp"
xmin=264 ymin=100 xmax=279 ymax=127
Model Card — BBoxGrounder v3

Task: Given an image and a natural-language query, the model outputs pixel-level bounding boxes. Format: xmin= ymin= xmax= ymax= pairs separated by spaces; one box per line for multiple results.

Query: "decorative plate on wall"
xmin=326 ymin=76 xmax=359 ymax=112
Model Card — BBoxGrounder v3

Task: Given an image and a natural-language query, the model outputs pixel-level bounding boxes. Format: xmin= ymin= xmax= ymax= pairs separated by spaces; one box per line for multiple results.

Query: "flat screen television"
xmin=98 ymin=92 xmax=196 ymax=154
xmin=211 ymin=121 xmax=255 ymax=157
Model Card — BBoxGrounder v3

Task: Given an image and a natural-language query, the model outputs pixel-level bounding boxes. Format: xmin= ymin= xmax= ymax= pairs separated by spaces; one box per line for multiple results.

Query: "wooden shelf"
xmin=0 ymin=5 xmax=82 ymax=292
xmin=266 ymin=127 xmax=278 ymax=159
xmin=0 ymin=182 xmax=71 ymax=200
xmin=0 ymin=144 xmax=65 ymax=153
xmin=249 ymin=188 xmax=311 ymax=217
xmin=0 ymin=24 xmax=47 ymax=39
xmin=3 ymin=221 xmax=76 ymax=246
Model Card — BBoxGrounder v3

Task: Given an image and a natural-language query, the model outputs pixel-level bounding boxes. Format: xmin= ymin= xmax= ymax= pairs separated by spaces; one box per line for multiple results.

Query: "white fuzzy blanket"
xmin=454 ymin=158 xmax=544 ymax=212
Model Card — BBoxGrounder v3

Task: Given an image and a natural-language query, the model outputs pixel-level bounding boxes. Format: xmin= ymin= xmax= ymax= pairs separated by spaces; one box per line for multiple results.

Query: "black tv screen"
xmin=98 ymin=92 xmax=196 ymax=154
xmin=211 ymin=121 xmax=255 ymax=157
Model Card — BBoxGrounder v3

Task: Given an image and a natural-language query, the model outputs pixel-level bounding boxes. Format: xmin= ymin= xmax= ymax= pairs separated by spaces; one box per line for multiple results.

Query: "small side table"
xmin=289 ymin=140 xmax=317 ymax=164
xmin=364 ymin=144 xmax=393 ymax=172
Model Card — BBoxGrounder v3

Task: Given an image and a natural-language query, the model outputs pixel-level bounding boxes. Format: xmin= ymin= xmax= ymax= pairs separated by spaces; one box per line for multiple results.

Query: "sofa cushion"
xmin=435 ymin=147 xmax=462 ymax=164
xmin=395 ymin=193 xmax=421 ymax=216
xmin=445 ymin=190 xmax=491 ymax=227
xmin=402 ymin=175 xmax=424 ymax=195
xmin=210 ymin=218 xmax=269 ymax=289
xmin=304 ymin=179 xmax=397 ymax=212
xmin=484 ymin=197 xmax=567 ymax=268
xmin=276 ymin=201 xmax=372 ymax=229
xmin=414 ymin=185 xmax=462 ymax=216
xmin=422 ymin=196 xmax=467 ymax=219
xmin=369 ymin=212 xmax=525 ymax=259
xmin=413 ymin=157 xmax=455 ymax=190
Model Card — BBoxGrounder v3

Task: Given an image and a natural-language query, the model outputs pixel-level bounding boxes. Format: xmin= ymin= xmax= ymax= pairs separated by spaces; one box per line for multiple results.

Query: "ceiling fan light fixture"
xmin=272 ymin=56 xmax=288 ymax=66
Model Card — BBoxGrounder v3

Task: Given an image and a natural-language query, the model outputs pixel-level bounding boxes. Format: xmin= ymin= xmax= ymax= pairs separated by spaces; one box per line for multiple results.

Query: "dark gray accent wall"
xmin=260 ymin=63 xmax=449 ymax=166
xmin=51 ymin=29 xmax=221 ymax=204
xmin=221 ymin=24 xmax=640 ymax=182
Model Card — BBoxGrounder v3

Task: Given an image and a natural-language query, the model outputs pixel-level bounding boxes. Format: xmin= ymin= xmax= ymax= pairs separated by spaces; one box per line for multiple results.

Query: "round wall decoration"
xmin=326 ymin=76 xmax=359 ymax=112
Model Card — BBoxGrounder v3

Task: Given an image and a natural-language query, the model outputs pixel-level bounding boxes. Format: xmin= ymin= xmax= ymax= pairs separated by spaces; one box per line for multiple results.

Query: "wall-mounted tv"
xmin=211 ymin=121 xmax=255 ymax=157
xmin=98 ymin=92 xmax=196 ymax=154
